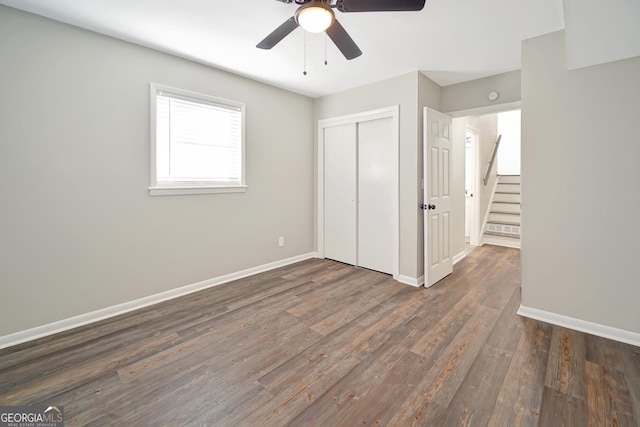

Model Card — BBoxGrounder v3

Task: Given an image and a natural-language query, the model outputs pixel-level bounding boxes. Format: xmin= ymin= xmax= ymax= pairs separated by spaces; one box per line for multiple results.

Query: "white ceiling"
xmin=0 ymin=0 xmax=566 ymax=98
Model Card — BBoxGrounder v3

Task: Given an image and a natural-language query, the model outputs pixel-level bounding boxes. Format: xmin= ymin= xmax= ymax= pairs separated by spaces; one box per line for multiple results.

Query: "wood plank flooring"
xmin=0 ymin=245 xmax=639 ymax=426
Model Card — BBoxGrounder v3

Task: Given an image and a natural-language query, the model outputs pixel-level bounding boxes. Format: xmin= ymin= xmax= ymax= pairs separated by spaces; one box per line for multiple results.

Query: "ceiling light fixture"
xmin=296 ymin=3 xmax=334 ymax=33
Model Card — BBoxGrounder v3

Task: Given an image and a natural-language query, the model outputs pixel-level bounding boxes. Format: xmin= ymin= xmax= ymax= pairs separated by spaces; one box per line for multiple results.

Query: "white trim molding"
xmin=517 ymin=305 xmax=640 ymax=347
xmin=398 ymin=275 xmax=425 ymax=287
xmin=465 ymin=126 xmax=481 ymax=247
xmin=453 ymin=250 xmax=466 ymax=265
xmin=317 ymin=105 xmax=400 ymax=281
xmin=446 ymin=101 xmax=522 ymax=118
xmin=0 ymin=252 xmax=318 ymax=350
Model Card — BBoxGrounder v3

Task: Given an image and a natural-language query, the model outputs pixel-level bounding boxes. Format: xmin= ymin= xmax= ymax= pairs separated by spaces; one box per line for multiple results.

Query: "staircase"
xmin=483 ymin=175 xmax=521 ymax=249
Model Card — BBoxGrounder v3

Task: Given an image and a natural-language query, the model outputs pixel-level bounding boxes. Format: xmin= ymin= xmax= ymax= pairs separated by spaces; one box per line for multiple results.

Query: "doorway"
xmin=455 ymin=108 xmax=521 ymax=250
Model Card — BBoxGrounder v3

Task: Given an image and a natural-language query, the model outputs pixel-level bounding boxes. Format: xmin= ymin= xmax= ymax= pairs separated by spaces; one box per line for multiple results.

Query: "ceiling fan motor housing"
xmin=295 ymin=3 xmax=335 ymax=32
xmin=259 ymin=0 xmax=426 ymax=59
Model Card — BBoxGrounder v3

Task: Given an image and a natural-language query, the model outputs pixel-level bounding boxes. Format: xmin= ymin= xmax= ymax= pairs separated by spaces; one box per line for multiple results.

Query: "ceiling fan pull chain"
xmin=303 ymin=31 xmax=307 ymax=76
xmin=324 ymin=34 xmax=328 ymax=65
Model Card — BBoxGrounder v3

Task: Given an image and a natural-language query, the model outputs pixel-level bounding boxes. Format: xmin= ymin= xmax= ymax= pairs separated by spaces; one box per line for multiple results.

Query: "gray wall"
xmin=314 ymin=71 xmax=442 ymax=281
xmin=521 ymin=30 xmax=640 ymax=334
xmin=563 ymin=0 xmax=640 ymax=70
xmin=441 ymin=70 xmax=521 ymax=114
xmin=0 ymin=6 xmax=315 ymax=337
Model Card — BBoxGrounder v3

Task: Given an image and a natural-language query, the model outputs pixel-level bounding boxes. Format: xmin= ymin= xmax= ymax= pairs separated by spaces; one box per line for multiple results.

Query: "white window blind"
xmin=150 ymin=83 xmax=246 ymax=195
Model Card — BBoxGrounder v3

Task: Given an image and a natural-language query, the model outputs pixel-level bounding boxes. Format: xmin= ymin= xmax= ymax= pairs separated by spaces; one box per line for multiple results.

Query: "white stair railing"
xmin=483 ymin=135 xmax=502 ymax=186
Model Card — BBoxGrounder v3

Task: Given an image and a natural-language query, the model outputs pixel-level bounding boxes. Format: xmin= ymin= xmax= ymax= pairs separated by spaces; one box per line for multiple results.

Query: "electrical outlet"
xmin=278 ymin=237 xmax=284 ymax=247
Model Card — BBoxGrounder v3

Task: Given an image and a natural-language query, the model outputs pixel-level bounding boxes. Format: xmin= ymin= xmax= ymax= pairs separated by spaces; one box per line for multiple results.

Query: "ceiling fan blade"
xmin=336 ymin=0 xmax=426 ymax=12
xmin=257 ymin=17 xmax=299 ymax=49
xmin=325 ymin=19 xmax=362 ymax=60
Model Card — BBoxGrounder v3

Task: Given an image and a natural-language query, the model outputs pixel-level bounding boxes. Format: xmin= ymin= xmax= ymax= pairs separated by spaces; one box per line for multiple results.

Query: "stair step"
xmin=485 ymin=175 xmax=522 ymax=249
xmin=494 ymin=192 xmax=521 ymax=203
xmin=487 ymin=220 xmax=521 ymax=226
xmin=498 ymin=175 xmax=521 ymax=184
xmin=485 ymin=231 xmax=520 ymax=238
xmin=496 ymin=183 xmax=521 ymax=194
xmin=492 ymin=202 xmax=520 ymax=213
xmin=486 ymin=223 xmax=520 ymax=236
xmin=483 ymin=233 xmax=521 ymax=249
xmin=489 ymin=212 xmax=521 ymax=223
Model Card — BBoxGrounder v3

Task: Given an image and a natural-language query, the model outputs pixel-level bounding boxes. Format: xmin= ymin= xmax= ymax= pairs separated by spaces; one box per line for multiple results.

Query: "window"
xmin=149 ymin=83 xmax=246 ymax=195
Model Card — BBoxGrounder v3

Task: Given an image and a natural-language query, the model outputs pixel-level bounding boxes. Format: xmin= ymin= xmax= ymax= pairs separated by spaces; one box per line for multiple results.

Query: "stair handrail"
xmin=483 ymin=134 xmax=502 ymax=186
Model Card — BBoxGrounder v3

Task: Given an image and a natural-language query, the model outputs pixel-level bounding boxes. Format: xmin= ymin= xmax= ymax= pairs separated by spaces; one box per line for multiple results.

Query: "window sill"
xmin=149 ymin=185 xmax=247 ymax=196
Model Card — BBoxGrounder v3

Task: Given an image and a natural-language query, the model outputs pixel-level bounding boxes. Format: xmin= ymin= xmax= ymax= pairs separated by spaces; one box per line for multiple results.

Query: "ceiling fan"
xmin=257 ymin=0 xmax=427 ymax=60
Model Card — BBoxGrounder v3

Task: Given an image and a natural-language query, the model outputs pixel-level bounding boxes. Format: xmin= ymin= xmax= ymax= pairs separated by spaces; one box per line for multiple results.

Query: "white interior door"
xmin=424 ymin=107 xmax=453 ymax=287
xmin=324 ymin=123 xmax=357 ymax=265
xmin=358 ymin=117 xmax=394 ymax=274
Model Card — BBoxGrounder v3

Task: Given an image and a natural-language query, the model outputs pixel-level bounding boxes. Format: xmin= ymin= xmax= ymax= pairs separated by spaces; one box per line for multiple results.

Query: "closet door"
xmin=358 ymin=117 xmax=395 ymax=274
xmin=323 ymin=123 xmax=357 ymax=265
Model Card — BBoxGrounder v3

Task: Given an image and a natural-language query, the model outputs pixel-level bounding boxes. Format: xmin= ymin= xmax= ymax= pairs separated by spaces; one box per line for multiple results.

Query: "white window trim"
xmin=149 ymin=83 xmax=247 ymax=196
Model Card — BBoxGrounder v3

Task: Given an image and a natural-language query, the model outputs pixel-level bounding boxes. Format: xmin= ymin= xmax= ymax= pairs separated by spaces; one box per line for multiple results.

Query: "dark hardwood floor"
xmin=1 ymin=245 xmax=639 ymax=426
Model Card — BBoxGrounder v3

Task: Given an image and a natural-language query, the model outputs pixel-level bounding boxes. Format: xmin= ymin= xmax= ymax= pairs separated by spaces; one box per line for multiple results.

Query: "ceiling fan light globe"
xmin=297 ymin=5 xmax=334 ymax=33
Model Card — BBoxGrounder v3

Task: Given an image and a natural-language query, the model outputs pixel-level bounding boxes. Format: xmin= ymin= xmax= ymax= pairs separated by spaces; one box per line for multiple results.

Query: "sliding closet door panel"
xmin=324 ymin=124 xmax=357 ymax=265
xmin=357 ymin=117 xmax=394 ymax=274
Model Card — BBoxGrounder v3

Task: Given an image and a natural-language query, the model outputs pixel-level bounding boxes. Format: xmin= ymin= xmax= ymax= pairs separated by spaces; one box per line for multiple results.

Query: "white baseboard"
xmin=0 ymin=252 xmax=319 ymax=350
xmin=398 ymin=275 xmax=424 ymax=287
xmin=402 ymin=253 xmax=465 ymax=291
xmin=517 ymin=305 xmax=640 ymax=347
xmin=453 ymin=250 xmax=466 ymax=265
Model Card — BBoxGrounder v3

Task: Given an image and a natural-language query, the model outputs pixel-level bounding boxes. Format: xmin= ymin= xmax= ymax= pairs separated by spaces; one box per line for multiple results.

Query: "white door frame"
xmin=466 ymin=126 xmax=481 ymax=247
xmin=317 ymin=105 xmax=400 ymax=280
